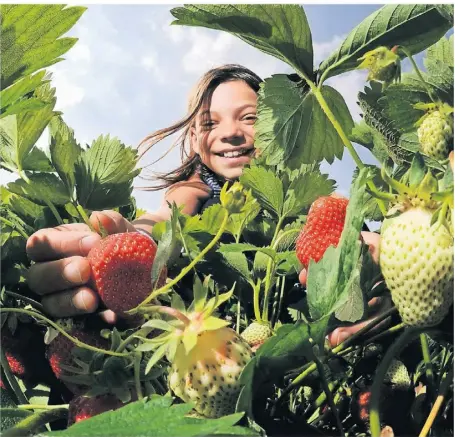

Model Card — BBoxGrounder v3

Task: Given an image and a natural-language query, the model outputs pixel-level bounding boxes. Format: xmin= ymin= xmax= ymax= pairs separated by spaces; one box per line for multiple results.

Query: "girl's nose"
xmin=219 ymin=120 xmax=244 ymax=142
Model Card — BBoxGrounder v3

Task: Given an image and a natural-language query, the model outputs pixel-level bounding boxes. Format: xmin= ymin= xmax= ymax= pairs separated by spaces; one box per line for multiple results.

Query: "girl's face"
xmin=191 ymin=80 xmax=257 ymax=181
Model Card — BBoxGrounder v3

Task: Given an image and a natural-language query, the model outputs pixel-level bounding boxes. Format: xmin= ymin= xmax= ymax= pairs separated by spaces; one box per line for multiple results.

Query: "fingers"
xmin=90 ymin=210 xmax=136 ymax=235
xmin=41 ymin=287 xmax=99 ymax=318
xmin=299 ymin=269 xmax=307 ymax=286
xmin=449 ymin=151 xmax=453 ymax=171
xmin=27 ymin=230 xmax=101 ymax=262
xmin=27 ymin=256 xmax=92 ymax=295
xmin=99 ymin=310 xmax=118 ymax=324
xmin=360 ymin=231 xmax=380 ymax=264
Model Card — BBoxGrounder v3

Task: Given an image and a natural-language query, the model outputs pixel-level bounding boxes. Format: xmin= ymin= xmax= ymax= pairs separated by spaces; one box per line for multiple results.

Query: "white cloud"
xmin=50 ymin=72 xmax=85 ymax=111
xmin=162 ymin=20 xmax=185 ymax=44
xmin=313 ymin=34 xmax=346 ymax=65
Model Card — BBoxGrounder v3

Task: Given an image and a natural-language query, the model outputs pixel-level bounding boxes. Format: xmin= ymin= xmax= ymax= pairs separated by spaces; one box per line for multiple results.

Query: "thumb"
xmin=299 ymin=268 xmax=307 ymax=286
xmin=90 ymin=210 xmax=136 ymax=235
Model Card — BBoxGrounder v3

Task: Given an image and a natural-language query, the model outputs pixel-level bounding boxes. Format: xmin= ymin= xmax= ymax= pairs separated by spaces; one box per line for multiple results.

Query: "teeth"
xmin=221 ymin=149 xmax=250 ymax=158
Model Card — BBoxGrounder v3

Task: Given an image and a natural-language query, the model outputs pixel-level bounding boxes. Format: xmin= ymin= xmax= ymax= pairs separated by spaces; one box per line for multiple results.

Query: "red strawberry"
xmin=47 ymin=327 xmax=108 ymax=394
xmin=67 ymin=394 xmax=123 ymax=426
xmin=1 ymin=324 xmax=53 ymax=387
xmin=87 ymin=232 xmax=166 ymax=315
xmin=296 ymin=196 xmax=349 ymax=269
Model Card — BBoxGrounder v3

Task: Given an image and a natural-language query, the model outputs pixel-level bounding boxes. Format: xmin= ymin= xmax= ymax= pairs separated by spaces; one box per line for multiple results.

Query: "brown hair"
xmin=137 ymin=64 xmax=263 ymax=191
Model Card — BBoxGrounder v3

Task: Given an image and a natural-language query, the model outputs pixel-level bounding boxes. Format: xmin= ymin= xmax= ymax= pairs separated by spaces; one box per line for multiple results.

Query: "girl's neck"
xmin=198 ymin=162 xmax=235 ymax=197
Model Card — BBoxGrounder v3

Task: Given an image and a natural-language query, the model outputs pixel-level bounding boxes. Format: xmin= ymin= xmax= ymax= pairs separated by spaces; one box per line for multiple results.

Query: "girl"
xmin=26 ymin=64 xmax=383 ymax=344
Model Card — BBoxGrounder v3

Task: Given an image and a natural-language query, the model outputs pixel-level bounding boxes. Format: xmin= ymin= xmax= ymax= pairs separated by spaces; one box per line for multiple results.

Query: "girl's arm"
xmin=133 ymin=179 xmax=211 ymax=234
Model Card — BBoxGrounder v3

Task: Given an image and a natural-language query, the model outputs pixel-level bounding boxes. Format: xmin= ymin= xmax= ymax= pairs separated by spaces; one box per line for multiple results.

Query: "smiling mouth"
xmin=214 ymin=148 xmax=254 ymax=158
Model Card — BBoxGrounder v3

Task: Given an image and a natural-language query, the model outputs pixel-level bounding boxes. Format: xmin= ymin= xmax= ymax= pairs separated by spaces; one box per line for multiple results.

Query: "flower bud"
xmin=220 ymin=181 xmax=247 ymax=214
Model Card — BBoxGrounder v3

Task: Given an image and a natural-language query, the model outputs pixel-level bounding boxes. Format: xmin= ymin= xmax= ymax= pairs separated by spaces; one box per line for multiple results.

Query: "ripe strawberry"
xmin=67 ymin=394 xmax=123 ymax=426
xmin=148 ymin=277 xmax=253 ymax=418
xmin=417 ymin=109 xmax=454 ymax=161
xmin=384 ymin=359 xmax=411 ymax=390
xmin=380 ymin=206 xmax=454 ymax=327
xmin=87 ymin=232 xmax=166 ymax=315
xmin=241 ymin=322 xmax=272 ymax=351
xmin=1 ymin=324 xmax=53 ymax=387
xmin=46 ymin=326 xmax=108 ymax=394
xmin=296 ymin=196 xmax=349 ymax=269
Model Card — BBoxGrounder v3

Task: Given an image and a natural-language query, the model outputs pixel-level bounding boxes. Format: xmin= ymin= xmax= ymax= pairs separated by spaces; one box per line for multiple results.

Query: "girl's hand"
xmin=299 ymin=231 xmax=389 ymax=348
xmin=26 ymin=210 xmax=136 ymax=322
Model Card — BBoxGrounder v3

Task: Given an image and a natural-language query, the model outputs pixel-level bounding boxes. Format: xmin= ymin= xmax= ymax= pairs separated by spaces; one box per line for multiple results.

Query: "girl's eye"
xmin=243 ymin=115 xmax=257 ymax=123
xmin=201 ymin=121 xmax=215 ymax=130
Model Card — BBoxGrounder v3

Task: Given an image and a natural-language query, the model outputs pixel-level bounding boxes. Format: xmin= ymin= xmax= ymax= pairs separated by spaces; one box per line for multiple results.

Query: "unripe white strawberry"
xmin=241 ymin=322 xmax=272 ymax=351
xmin=384 ymin=359 xmax=411 ymax=390
xmin=380 ymin=207 xmax=454 ymax=327
xmin=418 ymin=110 xmax=454 ymax=161
xmin=169 ymin=328 xmax=252 ymax=418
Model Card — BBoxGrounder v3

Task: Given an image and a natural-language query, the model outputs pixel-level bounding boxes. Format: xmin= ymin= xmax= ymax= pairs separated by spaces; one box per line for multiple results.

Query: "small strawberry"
xmin=67 ymin=394 xmax=123 ymax=426
xmin=384 ymin=359 xmax=411 ymax=390
xmin=147 ymin=277 xmax=253 ymax=418
xmin=296 ymin=196 xmax=349 ymax=269
xmin=357 ymin=46 xmax=401 ymax=89
xmin=1 ymin=324 xmax=53 ymax=387
xmin=46 ymin=325 xmax=108 ymax=394
xmin=240 ymin=322 xmax=272 ymax=351
xmin=87 ymin=232 xmax=166 ymax=315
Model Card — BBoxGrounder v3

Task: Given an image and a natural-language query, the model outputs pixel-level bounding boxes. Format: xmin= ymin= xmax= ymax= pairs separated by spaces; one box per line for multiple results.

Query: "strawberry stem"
xmin=420 ymin=333 xmax=435 ymax=398
xmin=397 ymin=46 xmax=439 ymax=105
xmin=369 ymin=327 xmax=430 ymax=437
xmin=0 ymin=308 xmax=129 ymax=357
xmin=129 ymin=209 xmax=230 ymax=311
xmin=419 ymin=365 xmax=454 ymax=437
xmin=134 ymin=352 xmax=144 ymax=401
xmin=75 ymin=203 xmax=96 ymax=233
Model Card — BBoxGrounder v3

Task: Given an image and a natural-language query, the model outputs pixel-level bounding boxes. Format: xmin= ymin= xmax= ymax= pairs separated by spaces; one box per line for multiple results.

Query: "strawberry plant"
xmin=1 ymin=4 xmax=453 ymax=437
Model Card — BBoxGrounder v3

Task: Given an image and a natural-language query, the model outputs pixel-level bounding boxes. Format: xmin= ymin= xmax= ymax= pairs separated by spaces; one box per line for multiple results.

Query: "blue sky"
xmin=0 ymin=4 xmax=443 ymax=214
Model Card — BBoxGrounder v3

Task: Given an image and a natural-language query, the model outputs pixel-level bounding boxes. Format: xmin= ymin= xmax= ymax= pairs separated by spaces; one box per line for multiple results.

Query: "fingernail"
xmin=72 ymin=289 xmax=97 ymax=312
xmin=63 ymin=262 xmax=83 ymax=284
xmin=80 ymin=235 xmax=100 ymax=254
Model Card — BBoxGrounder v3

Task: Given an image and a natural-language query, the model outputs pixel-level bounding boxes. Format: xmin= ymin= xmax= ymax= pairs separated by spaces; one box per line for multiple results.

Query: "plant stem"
xmin=420 ymin=333 xmax=435 ymax=392
xmin=370 ymin=327 xmax=428 ymax=437
xmin=4 ymin=290 xmax=44 ymax=312
xmin=75 ymin=203 xmax=95 ymax=232
xmin=313 ymin=356 xmax=344 ymax=436
xmin=365 ymin=322 xmax=405 ymax=344
xmin=252 ymin=279 xmax=262 ymax=322
xmin=0 ymin=308 xmax=129 ymax=357
xmin=17 ymin=404 xmax=69 ymax=410
xmin=131 ymin=209 xmax=229 ymax=309
xmin=0 ymin=217 xmax=30 ymax=239
xmin=398 ymin=46 xmax=438 ymax=104
xmin=262 ymin=216 xmax=285 ymax=321
xmin=0 ymin=348 xmax=29 ymax=405
xmin=134 ymin=353 xmax=144 ymax=401
xmin=271 ymin=274 xmax=286 ymax=329
xmin=419 ymin=365 xmax=454 ymax=437
xmin=116 ymin=327 xmax=153 ymax=353
xmin=309 ymin=84 xmax=387 ymax=216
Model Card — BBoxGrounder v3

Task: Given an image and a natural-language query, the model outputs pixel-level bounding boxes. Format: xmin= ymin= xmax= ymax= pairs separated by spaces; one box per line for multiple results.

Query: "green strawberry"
xmin=380 ymin=206 xmax=454 ymax=327
xmin=417 ymin=109 xmax=454 ymax=161
xmin=384 ymin=359 xmax=411 ymax=390
xmin=240 ymin=322 xmax=272 ymax=351
xmin=144 ymin=277 xmax=253 ymax=418
xmin=357 ymin=46 xmax=401 ymax=89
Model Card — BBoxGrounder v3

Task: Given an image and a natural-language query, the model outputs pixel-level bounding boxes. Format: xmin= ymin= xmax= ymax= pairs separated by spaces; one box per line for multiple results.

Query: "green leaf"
xmin=219 ymin=251 xmax=250 ymax=280
xmin=45 ymin=396 xmax=254 ymax=437
xmin=254 ymin=76 xmax=352 ymax=168
xmin=145 ymin=344 xmax=168 ymax=375
xmin=218 ymin=243 xmax=276 ymax=260
xmin=1 ymin=5 xmax=86 ymax=89
xmin=240 ymin=165 xmax=283 ymax=217
xmin=7 ymin=173 xmax=70 ymax=206
xmin=199 ymin=203 xmax=226 ymax=235
xmin=425 ymin=35 xmax=453 ymax=69
xmin=319 ymin=4 xmax=452 ymax=81
xmin=141 ymin=319 xmax=175 ymax=332
xmin=282 ymin=171 xmax=335 ymax=218
xmin=225 ymin=190 xmax=260 ymax=239
xmin=193 ymin=274 xmax=207 ymax=312
xmin=22 ymin=146 xmax=53 ymax=172
xmin=74 ymin=135 xmax=140 ymax=210
xmin=49 ymin=115 xmax=82 ymax=197
xmin=171 ymin=4 xmax=313 ymax=77
xmin=306 ymin=168 xmax=369 ymax=323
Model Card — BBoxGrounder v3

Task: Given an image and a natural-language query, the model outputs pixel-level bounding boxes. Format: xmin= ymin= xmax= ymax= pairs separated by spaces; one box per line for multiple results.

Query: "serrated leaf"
xmin=306 ymin=168 xmax=369 ymax=323
xmin=282 ymin=171 xmax=335 ymax=218
xmin=7 ymin=173 xmax=69 ymax=206
xmin=74 ymin=135 xmax=140 ymax=210
xmin=254 ymin=76 xmax=352 ymax=168
xmin=218 ymin=243 xmax=276 ymax=260
xmin=319 ymin=4 xmax=452 ymax=81
xmin=220 ymin=251 xmax=250 ymax=280
xmin=199 ymin=203 xmax=226 ymax=235
xmin=49 ymin=115 xmax=82 ymax=196
xmin=225 ymin=190 xmax=260 ymax=239
xmin=45 ymin=395 xmax=253 ymax=437
xmin=1 ymin=5 xmax=86 ymax=89
xmin=240 ymin=166 xmax=283 ymax=217
xmin=426 ymin=35 xmax=453 ymax=69
xmin=171 ymin=4 xmax=313 ymax=77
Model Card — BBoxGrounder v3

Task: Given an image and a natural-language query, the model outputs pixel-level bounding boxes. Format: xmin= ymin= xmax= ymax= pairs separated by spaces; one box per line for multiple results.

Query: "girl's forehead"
xmin=201 ymin=81 xmax=257 ymax=113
